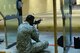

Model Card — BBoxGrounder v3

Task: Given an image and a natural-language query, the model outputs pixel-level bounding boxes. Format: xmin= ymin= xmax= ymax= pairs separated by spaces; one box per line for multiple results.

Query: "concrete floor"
xmin=0 ymin=31 xmax=80 ymax=53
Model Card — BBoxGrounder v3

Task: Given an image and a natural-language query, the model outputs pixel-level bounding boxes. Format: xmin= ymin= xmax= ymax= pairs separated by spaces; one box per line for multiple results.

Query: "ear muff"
xmin=57 ymin=36 xmax=63 ymax=47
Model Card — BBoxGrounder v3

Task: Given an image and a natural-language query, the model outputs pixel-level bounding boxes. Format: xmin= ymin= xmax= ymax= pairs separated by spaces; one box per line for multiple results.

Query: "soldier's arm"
xmin=31 ymin=27 xmax=40 ymax=42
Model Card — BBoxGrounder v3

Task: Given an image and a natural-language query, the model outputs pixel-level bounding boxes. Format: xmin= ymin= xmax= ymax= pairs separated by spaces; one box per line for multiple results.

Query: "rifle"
xmin=33 ymin=19 xmax=42 ymax=29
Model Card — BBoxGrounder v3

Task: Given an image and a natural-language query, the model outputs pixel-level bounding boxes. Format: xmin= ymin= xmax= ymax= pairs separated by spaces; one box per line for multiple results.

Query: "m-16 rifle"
xmin=33 ymin=19 xmax=42 ymax=29
xmin=33 ymin=19 xmax=42 ymax=25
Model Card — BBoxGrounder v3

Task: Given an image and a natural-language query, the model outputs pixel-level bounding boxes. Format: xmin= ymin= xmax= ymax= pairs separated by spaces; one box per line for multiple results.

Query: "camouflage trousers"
xmin=30 ymin=41 xmax=49 ymax=53
xmin=17 ymin=41 xmax=49 ymax=53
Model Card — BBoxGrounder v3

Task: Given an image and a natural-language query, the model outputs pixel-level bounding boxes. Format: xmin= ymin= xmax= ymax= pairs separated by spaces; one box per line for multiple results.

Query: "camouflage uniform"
xmin=16 ymin=21 xmax=49 ymax=53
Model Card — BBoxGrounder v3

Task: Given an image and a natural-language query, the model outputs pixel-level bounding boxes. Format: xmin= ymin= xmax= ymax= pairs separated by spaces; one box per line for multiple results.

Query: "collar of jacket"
xmin=23 ymin=21 xmax=29 ymax=24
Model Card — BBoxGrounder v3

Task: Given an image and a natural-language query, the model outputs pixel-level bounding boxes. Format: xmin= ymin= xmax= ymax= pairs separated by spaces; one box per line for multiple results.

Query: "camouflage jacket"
xmin=16 ymin=21 xmax=40 ymax=53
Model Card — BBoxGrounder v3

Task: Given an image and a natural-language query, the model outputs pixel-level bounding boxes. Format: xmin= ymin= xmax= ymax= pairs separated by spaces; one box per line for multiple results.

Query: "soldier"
xmin=16 ymin=0 xmax=23 ymax=25
xmin=16 ymin=15 xmax=49 ymax=53
xmin=16 ymin=0 xmax=22 ymax=16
